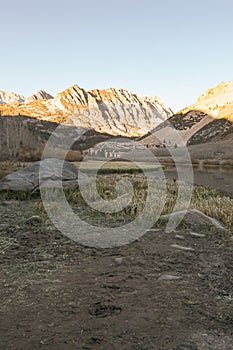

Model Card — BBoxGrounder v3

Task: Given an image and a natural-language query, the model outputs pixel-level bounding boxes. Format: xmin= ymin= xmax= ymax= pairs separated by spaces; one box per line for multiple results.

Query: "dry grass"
xmin=32 ymin=175 xmax=233 ymax=231
xmin=0 ymin=160 xmax=27 ymax=180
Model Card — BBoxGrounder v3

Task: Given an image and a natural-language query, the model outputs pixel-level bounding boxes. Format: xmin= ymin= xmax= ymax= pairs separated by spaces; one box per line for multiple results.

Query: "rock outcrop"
xmin=0 ymin=158 xmax=88 ymax=191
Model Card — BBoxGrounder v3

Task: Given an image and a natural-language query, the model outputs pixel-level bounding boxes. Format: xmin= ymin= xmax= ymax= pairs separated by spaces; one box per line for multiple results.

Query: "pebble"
xmin=175 ymin=234 xmax=185 ymax=240
xmin=171 ymin=244 xmax=195 ymax=252
xmin=158 ymin=274 xmax=181 ymax=281
xmin=190 ymin=232 xmax=205 ymax=238
xmin=113 ymin=257 xmax=123 ymax=265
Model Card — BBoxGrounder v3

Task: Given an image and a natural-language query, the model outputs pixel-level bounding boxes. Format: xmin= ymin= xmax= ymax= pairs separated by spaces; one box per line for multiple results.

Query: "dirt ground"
xmin=0 ymin=199 xmax=233 ymax=350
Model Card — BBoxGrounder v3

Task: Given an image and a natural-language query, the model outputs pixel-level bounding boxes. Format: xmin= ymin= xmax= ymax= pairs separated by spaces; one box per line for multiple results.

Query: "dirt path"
xmin=0 ymin=214 xmax=233 ymax=349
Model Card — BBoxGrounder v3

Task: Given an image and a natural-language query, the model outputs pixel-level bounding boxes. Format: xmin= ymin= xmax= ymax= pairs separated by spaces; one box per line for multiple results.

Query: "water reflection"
xmin=163 ymin=166 xmax=233 ymax=198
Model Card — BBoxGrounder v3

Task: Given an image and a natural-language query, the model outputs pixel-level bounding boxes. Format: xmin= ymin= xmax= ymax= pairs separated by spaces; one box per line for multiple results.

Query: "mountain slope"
xmin=142 ymin=81 xmax=233 ymax=147
xmin=0 ymin=115 xmax=115 ymax=161
xmin=180 ymin=80 xmax=233 ymax=121
xmin=0 ymin=85 xmax=173 ymax=137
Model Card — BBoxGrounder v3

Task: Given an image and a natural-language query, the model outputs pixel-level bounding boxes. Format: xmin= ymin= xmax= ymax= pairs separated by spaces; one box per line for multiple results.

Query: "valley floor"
xmin=0 ymin=187 xmax=233 ymax=350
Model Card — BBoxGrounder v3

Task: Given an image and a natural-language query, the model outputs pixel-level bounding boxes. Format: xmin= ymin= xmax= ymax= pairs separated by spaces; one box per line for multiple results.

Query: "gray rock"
xmin=0 ymin=158 xmax=89 ymax=191
xmin=113 ymin=257 xmax=124 ymax=265
xmin=158 ymin=274 xmax=181 ymax=280
xmin=160 ymin=209 xmax=226 ymax=231
xmin=175 ymin=234 xmax=185 ymax=240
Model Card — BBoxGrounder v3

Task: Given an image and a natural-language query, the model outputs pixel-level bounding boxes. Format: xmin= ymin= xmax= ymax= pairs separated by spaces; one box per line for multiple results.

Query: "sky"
xmin=1 ymin=0 xmax=233 ymax=111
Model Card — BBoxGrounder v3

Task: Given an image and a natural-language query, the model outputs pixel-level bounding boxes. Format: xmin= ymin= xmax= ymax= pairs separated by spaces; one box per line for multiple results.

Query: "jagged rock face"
xmin=26 ymin=90 xmax=53 ymax=102
xmin=0 ymin=91 xmax=25 ymax=104
xmin=180 ymin=80 xmax=233 ymax=121
xmin=55 ymin=85 xmax=173 ymax=136
xmin=0 ymin=85 xmax=173 ymax=137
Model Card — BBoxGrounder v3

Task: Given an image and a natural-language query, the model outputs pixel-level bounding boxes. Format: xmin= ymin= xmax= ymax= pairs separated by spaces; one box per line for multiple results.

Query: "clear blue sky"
xmin=1 ymin=0 xmax=233 ymax=111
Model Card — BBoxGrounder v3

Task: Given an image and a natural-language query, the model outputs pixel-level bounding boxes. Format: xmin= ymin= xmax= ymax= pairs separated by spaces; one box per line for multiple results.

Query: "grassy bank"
xmin=1 ymin=174 xmax=233 ymax=231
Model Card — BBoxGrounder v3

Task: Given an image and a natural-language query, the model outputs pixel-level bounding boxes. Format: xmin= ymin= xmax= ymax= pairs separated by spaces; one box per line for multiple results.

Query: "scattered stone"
xmin=190 ymin=232 xmax=205 ymax=238
xmin=26 ymin=215 xmax=41 ymax=225
xmin=113 ymin=257 xmax=124 ymax=265
xmin=158 ymin=274 xmax=181 ymax=281
xmin=230 ymin=236 xmax=233 ymax=242
xmin=171 ymin=244 xmax=195 ymax=252
xmin=175 ymin=234 xmax=185 ymax=240
xmin=146 ymin=228 xmax=161 ymax=232
xmin=89 ymin=303 xmax=122 ymax=318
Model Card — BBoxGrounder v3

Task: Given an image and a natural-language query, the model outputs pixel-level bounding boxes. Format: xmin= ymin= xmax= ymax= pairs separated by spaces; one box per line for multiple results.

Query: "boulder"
xmin=0 ymin=158 xmax=88 ymax=191
xmin=160 ymin=208 xmax=226 ymax=231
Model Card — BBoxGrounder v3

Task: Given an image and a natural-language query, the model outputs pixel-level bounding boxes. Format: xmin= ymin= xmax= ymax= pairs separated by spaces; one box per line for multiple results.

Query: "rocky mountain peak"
xmin=26 ymin=90 xmax=53 ymax=102
xmin=0 ymin=91 xmax=25 ymax=104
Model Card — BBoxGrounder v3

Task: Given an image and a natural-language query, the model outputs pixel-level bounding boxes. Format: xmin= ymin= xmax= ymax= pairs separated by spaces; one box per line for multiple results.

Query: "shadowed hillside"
xmin=141 ymin=110 xmax=233 ymax=147
xmin=0 ymin=115 xmax=117 ymax=161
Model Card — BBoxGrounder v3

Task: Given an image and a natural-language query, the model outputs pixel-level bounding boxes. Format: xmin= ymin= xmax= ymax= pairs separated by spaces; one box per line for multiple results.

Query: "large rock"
xmin=160 ymin=208 xmax=226 ymax=231
xmin=0 ymin=158 xmax=88 ymax=191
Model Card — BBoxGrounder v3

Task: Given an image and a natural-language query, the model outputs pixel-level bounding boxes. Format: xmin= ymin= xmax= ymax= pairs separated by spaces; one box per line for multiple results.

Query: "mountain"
xmin=0 ymin=91 xmax=25 ymax=104
xmin=0 ymin=89 xmax=53 ymax=104
xmin=0 ymin=85 xmax=173 ymax=137
xmin=142 ymin=81 xmax=233 ymax=147
xmin=26 ymin=90 xmax=53 ymax=102
xmin=180 ymin=81 xmax=233 ymax=121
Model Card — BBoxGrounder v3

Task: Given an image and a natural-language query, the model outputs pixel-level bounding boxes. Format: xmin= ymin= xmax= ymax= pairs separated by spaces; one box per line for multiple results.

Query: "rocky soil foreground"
xmin=0 ymin=196 xmax=233 ymax=350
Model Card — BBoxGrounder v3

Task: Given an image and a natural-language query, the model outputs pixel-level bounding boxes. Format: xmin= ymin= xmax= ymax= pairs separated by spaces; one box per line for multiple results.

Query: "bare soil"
xmin=0 ymin=199 xmax=233 ymax=350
